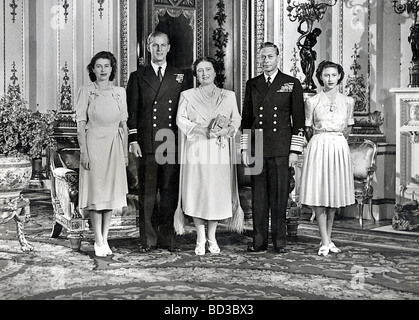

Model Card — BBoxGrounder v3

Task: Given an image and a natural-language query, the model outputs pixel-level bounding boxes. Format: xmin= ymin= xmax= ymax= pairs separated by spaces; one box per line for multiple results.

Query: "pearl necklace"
xmin=199 ymin=85 xmax=216 ymax=100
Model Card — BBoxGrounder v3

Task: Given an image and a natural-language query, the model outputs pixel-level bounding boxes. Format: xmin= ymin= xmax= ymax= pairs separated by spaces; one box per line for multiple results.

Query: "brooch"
xmin=89 ymin=90 xmax=99 ymax=100
xmin=175 ymin=74 xmax=184 ymax=83
xmin=111 ymin=92 xmax=120 ymax=100
xmin=329 ymin=102 xmax=337 ymax=112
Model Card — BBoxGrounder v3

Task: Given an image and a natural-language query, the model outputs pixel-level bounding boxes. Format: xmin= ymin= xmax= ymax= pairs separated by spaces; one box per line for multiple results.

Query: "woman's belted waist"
xmin=87 ymin=126 xmax=119 ymax=133
xmin=86 ymin=126 xmax=122 ymax=138
xmin=313 ymin=130 xmax=343 ymax=136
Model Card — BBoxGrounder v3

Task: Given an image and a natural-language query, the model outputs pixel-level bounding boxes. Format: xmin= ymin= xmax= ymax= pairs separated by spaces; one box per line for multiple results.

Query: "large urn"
xmin=0 ymin=156 xmax=33 ymax=252
xmin=0 ymin=156 xmax=32 ymax=200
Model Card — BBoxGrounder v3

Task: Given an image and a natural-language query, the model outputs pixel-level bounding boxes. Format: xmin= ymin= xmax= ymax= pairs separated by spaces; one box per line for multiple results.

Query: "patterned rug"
xmin=0 ymin=190 xmax=418 ymax=301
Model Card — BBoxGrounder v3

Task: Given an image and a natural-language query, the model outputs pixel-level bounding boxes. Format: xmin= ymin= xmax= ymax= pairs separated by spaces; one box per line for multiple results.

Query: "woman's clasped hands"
xmin=211 ymin=126 xmax=234 ymax=147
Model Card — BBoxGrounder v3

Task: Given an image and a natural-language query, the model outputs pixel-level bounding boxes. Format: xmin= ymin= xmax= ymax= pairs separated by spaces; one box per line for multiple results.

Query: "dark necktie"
xmin=157 ymin=66 xmax=163 ymax=83
xmin=267 ymin=76 xmax=272 ymax=87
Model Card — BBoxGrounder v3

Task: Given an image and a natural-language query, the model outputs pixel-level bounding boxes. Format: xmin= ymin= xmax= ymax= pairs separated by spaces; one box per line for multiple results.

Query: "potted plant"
xmin=0 ymin=91 xmax=56 ymax=200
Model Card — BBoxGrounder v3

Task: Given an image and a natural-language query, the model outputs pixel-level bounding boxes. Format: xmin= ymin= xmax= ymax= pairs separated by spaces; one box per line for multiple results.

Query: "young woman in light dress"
xmin=76 ymin=51 xmax=129 ymax=257
xmin=300 ymin=60 xmax=355 ymax=256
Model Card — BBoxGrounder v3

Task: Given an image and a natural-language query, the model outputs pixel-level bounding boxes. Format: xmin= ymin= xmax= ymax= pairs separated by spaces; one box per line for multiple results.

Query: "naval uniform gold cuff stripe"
xmin=240 ymin=133 xmax=249 ymax=150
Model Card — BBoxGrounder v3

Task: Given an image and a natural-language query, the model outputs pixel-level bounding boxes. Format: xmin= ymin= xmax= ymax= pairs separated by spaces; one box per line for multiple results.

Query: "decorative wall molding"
xmin=254 ymin=0 xmax=264 ymax=76
xmin=10 ymin=0 xmax=18 ymax=23
xmin=338 ymin=0 xmax=343 ymax=68
xmin=290 ymin=47 xmax=300 ymax=78
xmin=56 ymin=0 xmax=75 ymax=111
xmin=366 ymin=1 xmax=371 ymax=114
xmin=346 ymin=43 xmax=367 ymax=114
xmin=196 ymin=0 xmax=203 ymax=59
xmin=119 ymin=0 xmax=129 ymax=88
xmin=2 ymin=2 xmax=4 ymax=93
xmin=7 ymin=61 xmax=22 ymax=100
xmin=63 ymin=0 xmax=69 ymax=23
xmin=341 ymin=1 xmax=371 ymax=114
xmin=212 ymin=0 xmax=228 ymax=87
xmin=60 ymin=61 xmax=72 ymax=111
xmin=155 ymin=0 xmax=195 ymax=8
xmin=57 ymin=0 xmax=62 ymax=110
xmin=241 ymin=0 xmax=248 ymax=103
xmin=91 ymin=0 xmax=95 ymax=59
xmin=98 ymin=0 xmax=105 ymax=20
xmin=1 ymin=0 xmax=25 ymax=99
xmin=279 ymin=2 xmax=284 ymax=72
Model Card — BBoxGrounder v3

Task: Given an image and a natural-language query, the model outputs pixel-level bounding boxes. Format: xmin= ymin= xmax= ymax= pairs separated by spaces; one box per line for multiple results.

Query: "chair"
xmin=49 ymin=134 xmax=88 ymax=250
xmin=49 ymin=115 xmax=139 ymax=251
xmin=349 ymin=139 xmax=378 ymax=228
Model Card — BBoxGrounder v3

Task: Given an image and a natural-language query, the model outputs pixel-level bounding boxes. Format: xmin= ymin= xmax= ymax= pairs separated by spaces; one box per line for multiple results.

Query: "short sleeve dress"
xmin=75 ymin=84 xmax=128 ymax=214
xmin=299 ymin=91 xmax=355 ymax=208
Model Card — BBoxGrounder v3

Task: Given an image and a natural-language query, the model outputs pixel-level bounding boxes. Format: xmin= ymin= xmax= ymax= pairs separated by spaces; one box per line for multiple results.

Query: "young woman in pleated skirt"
xmin=300 ymin=60 xmax=355 ymax=256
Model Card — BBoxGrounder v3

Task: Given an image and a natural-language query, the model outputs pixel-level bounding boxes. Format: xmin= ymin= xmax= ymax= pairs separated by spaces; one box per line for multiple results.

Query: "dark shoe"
xmin=273 ymin=246 xmax=288 ymax=254
xmin=247 ymin=245 xmax=267 ymax=252
xmin=138 ymin=244 xmax=155 ymax=253
xmin=158 ymin=244 xmax=181 ymax=252
xmin=168 ymin=245 xmax=181 ymax=253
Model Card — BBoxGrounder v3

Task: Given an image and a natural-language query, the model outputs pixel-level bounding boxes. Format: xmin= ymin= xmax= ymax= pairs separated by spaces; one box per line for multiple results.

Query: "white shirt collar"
xmin=151 ymin=61 xmax=167 ymax=76
xmin=264 ymin=69 xmax=279 ymax=82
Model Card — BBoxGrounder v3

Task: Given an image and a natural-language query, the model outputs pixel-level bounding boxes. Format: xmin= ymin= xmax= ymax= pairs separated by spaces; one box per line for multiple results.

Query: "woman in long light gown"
xmin=175 ymin=57 xmax=243 ymax=255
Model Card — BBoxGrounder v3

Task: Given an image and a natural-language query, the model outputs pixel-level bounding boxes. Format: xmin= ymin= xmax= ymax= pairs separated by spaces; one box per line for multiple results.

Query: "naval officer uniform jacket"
xmin=241 ymin=69 xmax=305 ymax=250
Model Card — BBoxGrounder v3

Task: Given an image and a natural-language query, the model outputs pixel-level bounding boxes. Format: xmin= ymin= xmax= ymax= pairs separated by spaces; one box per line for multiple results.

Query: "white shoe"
xmin=104 ymin=243 xmax=113 ymax=255
xmin=94 ymin=243 xmax=107 ymax=257
xmin=195 ymin=241 xmax=206 ymax=255
xmin=328 ymin=242 xmax=341 ymax=253
xmin=318 ymin=245 xmax=329 ymax=256
xmin=207 ymin=239 xmax=220 ymax=254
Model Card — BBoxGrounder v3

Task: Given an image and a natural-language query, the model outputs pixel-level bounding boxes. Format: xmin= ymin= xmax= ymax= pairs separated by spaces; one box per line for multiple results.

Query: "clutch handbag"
xmin=211 ymin=114 xmax=231 ymax=132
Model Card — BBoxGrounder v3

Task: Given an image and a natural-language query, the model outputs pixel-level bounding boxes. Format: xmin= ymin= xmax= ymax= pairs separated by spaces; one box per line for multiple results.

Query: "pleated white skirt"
xmin=300 ymin=132 xmax=355 ymax=208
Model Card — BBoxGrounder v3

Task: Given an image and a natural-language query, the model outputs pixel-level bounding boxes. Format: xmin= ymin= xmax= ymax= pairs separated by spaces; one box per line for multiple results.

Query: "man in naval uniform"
xmin=126 ymin=31 xmax=190 ymax=253
xmin=241 ymin=42 xmax=305 ymax=254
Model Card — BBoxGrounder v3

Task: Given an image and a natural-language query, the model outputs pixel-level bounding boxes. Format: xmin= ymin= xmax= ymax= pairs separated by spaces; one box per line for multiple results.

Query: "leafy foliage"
xmin=212 ymin=0 xmax=229 ymax=88
xmin=0 ymin=93 xmax=57 ymax=159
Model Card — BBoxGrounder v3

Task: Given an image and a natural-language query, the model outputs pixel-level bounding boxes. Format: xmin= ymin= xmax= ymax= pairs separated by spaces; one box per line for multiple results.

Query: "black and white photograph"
xmin=0 ymin=0 xmax=418 ymax=307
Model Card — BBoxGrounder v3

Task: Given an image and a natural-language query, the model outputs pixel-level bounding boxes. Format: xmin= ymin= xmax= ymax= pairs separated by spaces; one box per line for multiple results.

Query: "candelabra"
xmin=287 ymin=0 xmax=337 ymax=92
xmin=392 ymin=0 xmax=419 ymax=23
xmin=287 ymin=0 xmax=337 ymax=32
xmin=392 ymin=0 xmax=419 ymax=86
